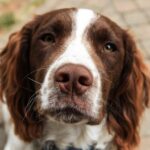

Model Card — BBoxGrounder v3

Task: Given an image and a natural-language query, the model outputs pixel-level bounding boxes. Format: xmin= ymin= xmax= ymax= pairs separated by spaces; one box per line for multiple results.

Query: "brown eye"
xmin=104 ymin=42 xmax=117 ymax=52
xmin=41 ymin=33 xmax=55 ymax=43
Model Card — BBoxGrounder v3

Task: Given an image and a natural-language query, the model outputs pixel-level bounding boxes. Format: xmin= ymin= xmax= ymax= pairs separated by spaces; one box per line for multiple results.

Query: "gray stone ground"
xmin=0 ymin=0 xmax=150 ymax=149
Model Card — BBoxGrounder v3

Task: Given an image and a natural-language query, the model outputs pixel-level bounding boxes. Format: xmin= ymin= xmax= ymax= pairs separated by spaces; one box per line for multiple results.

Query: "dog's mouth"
xmin=48 ymin=107 xmax=87 ymax=123
xmin=40 ymin=94 xmax=102 ymax=124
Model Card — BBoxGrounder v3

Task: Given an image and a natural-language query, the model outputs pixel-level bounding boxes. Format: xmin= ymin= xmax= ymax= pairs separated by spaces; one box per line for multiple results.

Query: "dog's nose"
xmin=54 ymin=64 xmax=93 ymax=95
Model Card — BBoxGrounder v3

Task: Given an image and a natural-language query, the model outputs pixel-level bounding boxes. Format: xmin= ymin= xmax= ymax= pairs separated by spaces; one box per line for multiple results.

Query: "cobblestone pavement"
xmin=0 ymin=0 xmax=150 ymax=150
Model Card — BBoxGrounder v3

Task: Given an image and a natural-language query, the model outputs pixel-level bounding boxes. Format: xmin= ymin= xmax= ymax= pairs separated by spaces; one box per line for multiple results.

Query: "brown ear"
xmin=107 ymin=32 xmax=150 ymax=149
xmin=0 ymin=22 xmax=43 ymax=141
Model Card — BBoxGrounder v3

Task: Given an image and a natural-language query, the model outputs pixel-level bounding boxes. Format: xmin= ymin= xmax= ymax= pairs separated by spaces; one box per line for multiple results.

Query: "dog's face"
xmin=29 ymin=8 xmax=125 ymax=124
xmin=1 ymin=8 xmax=149 ymax=146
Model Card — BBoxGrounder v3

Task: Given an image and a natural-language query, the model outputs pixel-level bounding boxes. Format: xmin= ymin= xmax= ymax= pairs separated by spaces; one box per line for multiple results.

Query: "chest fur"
xmin=42 ymin=119 xmax=113 ymax=150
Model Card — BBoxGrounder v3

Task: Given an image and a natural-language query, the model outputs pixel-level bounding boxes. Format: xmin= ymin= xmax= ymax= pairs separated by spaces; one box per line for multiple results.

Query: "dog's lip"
xmin=47 ymin=106 xmax=86 ymax=123
xmin=49 ymin=107 xmax=84 ymax=117
xmin=45 ymin=96 xmax=100 ymax=124
xmin=46 ymin=106 xmax=102 ymax=124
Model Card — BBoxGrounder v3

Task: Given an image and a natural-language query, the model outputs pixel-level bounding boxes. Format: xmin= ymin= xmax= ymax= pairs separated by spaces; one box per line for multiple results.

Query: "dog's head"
xmin=0 ymin=8 xmax=150 ymax=148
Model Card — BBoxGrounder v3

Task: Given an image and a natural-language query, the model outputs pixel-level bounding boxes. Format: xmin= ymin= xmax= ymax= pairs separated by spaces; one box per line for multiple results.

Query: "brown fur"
xmin=107 ymin=32 xmax=150 ymax=149
xmin=88 ymin=15 xmax=150 ymax=149
xmin=0 ymin=23 xmax=44 ymax=141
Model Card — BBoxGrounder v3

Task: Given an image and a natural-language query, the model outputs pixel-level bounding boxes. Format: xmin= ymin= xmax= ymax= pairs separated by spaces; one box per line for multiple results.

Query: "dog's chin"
xmin=39 ymin=95 xmax=103 ymax=125
xmin=47 ymin=107 xmax=87 ymax=124
xmin=45 ymin=107 xmax=102 ymax=125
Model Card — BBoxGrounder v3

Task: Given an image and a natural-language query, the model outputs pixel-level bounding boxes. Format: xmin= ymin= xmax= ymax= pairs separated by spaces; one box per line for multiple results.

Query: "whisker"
xmin=25 ymin=90 xmax=39 ymax=110
xmin=23 ymin=66 xmax=49 ymax=81
xmin=23 ymin=91 xmax=40 ymax=121
xmin=27 ymin=77 xmax=42 ymax=85
xmin=25 ymin=97 xmax=35 ymax=116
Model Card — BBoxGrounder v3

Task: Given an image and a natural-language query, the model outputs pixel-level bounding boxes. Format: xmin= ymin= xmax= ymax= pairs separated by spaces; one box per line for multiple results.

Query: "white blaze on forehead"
xmin=40 ymin=9 xmax=102 ymax=117
xmin=75 ymin=9 xmax=95 ymax=40
xmin=55 ymin=8 xmax=98 ymax=77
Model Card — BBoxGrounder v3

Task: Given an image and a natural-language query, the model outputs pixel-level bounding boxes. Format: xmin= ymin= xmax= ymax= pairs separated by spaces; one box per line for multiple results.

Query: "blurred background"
xmin=0 ymin=0 xmax=150 ymax=149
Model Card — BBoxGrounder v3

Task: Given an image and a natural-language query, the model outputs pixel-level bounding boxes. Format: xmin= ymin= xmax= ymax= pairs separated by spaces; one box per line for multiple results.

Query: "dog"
xmin=0 ymin=8 xmax=150 ymax=150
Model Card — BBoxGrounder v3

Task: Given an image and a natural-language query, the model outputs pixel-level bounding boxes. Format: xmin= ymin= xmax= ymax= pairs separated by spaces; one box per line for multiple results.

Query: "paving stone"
xmin=35 ymin=0 xmax=61 ymax=14
xmin=140 ymin=137 xmax=150 ymax=150
xmin=140 ymin=109 xmax=150 ymax=137
xmin=81 ymin=0 xmax=110 ymax=12
xmin=101 ymin=4 xmax=127 ymax=28
xmin=144 ymin=9 xmax=150 ymax=19
xmin=113 ymin=0 xmax=138 ymax=12
xmin=131 ymin=24 xmax=150 ymax=40
xmin=101 ymin=4 xmax=117 ymax=16
xmin=78 ymin=0 xmax=109 ymax=8
xmin=108 ymin=14 xmax=126 ymax=27
xmin=141 ymin=40 xmax=150 ymax=59
xmin=136 ymin=0 xmax=150 ymax=9
xmin=123 ymin=10 xmax=148 ymax=26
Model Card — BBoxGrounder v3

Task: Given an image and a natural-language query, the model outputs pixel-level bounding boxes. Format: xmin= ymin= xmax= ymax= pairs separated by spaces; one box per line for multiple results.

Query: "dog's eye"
xmin=104 ymin=42 xmax=117 ymax=52
xmin=41 ymin=33 xmax=55 ymax=43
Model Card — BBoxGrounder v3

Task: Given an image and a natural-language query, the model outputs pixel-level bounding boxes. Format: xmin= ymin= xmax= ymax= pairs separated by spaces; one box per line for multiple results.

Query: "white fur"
xmin=1 ymin=103 xmax=33 ymax=150
xmin=43 ymin=118 xmax=113 ymax=150
xmin=4 ymin=126 xmax=33 ymax=150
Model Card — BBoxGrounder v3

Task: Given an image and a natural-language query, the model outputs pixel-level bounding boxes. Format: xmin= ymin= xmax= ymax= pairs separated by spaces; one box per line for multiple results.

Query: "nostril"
xmin=61 ymin=73 xmax=70 ymax=82
xmin=55 ymin=73 xmax=70 ymax=83
xmin=78 ymin=76 xmax=92 ymax=86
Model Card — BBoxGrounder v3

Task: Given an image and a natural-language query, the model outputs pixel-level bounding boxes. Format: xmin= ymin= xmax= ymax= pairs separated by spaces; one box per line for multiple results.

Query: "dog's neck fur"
xmin=42 ymin=118 xmax=114 ymax=150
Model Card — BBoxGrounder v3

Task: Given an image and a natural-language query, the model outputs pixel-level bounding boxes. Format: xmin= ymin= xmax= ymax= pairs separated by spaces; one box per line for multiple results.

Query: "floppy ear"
xmin=0 ymin=22 xmax=43 ymax=141
xmin=107 ymin=32 xmax=150 ymax=149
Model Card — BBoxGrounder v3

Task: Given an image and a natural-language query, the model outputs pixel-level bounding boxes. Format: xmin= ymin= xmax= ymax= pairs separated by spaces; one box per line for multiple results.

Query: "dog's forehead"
xmin=39 ymin=8 xmax=98 ymax=31
xmin=74 ymin=9 xmax=97 ymax=36
xmin=75 ymin=8 xmax=97 ymax=23
xmin=35 ymin=8 xmax=124 ymax=45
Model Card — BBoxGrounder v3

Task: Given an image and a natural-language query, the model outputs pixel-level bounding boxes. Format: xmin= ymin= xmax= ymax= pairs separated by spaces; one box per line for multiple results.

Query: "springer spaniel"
xmin=0 ymin=8 xmax=150 ymax=150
